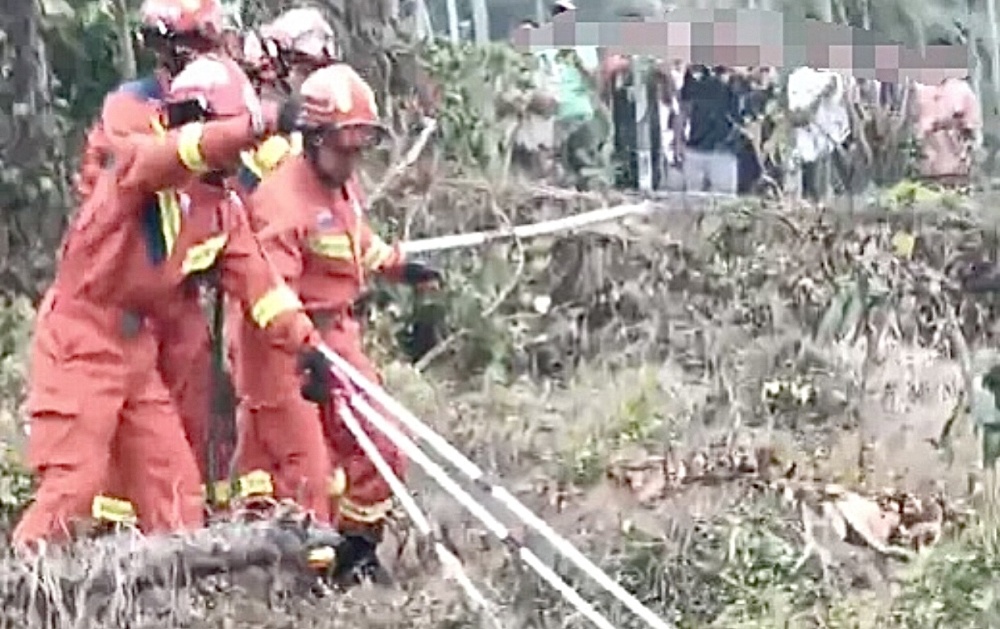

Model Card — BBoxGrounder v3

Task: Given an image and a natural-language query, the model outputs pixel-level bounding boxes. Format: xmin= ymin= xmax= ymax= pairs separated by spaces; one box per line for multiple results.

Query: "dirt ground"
xmin=4 ymin=189 xmax=1000 ymax=628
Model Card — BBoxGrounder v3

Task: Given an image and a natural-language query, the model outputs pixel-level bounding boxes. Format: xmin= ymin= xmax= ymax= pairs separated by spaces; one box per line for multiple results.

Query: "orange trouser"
xmin=237 ymin=313 xmax=406 ymax=531
xmin=13 ymin=293 xmax=204 ymax=547
xmin=155 ymin=296 xmax=217 ymax=480
xmin=105 ymin=296 xmax=217 ymax=502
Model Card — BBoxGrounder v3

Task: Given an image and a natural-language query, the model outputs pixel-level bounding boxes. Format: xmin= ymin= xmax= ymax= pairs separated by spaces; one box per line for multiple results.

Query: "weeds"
xmin=2 ymin=190 xmax=1000 ymax=627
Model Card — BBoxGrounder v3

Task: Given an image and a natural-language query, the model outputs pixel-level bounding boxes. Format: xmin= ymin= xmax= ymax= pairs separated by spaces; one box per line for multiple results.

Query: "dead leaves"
xmin=607 ymin=445 xmax=963 ymax=557
xmin=606 ymin=444 xmax=784 ymax=506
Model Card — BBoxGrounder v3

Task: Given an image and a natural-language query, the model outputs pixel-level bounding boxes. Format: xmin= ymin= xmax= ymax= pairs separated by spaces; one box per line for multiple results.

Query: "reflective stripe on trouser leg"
xmin=250 ymin=399 xmax=333 ymax=522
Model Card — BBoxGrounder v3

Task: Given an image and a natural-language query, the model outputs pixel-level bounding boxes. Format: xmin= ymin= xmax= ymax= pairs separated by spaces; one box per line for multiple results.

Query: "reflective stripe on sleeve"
xmin=177 ymin=122 xmax=208 ymax=172
xmin=250 ymin=285 xmax=303 ymax=328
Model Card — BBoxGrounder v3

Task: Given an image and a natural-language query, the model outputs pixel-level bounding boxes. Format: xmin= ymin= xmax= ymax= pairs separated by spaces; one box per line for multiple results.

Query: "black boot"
xmin=330 ymin=533 xmax=393 ymax=587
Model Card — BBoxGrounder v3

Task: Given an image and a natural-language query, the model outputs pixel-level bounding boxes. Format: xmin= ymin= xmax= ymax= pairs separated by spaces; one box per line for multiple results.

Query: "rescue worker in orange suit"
xmin=12 ymin=55 xmax=328 ymax=549
xmin=71 ymin=0 xmax=236 ymax=513
xmin=225 ymin=7 xmax=341 ymax=476
xmin=235 ymin=64 xmax=442 ymax=584
xmin=75 ymin=0 xmax=224 ymax=205
xmin=235 ymin=7 xmax=340 ymax=198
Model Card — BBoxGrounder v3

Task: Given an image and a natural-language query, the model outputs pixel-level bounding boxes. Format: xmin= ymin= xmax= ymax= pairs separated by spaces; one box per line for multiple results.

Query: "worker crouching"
xmin=235 ymin=64 xmax=441 ymax=585
xmin=13 ymin=54 xmax=322 ymax=549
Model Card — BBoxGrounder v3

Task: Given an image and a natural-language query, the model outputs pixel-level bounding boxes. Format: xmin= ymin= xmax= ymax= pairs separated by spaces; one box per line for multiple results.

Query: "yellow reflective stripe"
xmin=151 ymin=116 xmax=167 ymax=137
xmin=203 ymin=480 xmax=232 ymax=505
xmin=177 ymin=122 xmax=208 ymax=172
xmin=182 ymin=234 xmax=228 ymax=274
xmin=363 ymin=235 xmax=395 ymax=270
xmin=328 ymin=467 xmax=347 ymax=498
xmin=156 ymin=189 xmax=182 ymax=257
xmin=201 ymin=471 xmax=274 ymax=506
xmin=250 ymin=285 xmax=303 ymax=328
xmin=307 ymin=545 xmax=336 ymax=569
xmin=339 ymin=496 xmax=393 ymax=523
xmin=256 ymin=135 xmax=292 ymax=172
xmin=91 ymin=495 xmax=138 ymax=525
xmin=309 ymin=233 xmax=353 ymax=259
xmin=240 ymin=150 xmax=264 ymax=178
xmin=237 ymin=469 xmax=275 ymax=498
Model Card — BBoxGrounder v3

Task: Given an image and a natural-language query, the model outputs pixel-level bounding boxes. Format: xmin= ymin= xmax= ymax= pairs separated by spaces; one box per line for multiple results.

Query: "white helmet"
xmin=260 ymin=7 xmax=338 ymax=63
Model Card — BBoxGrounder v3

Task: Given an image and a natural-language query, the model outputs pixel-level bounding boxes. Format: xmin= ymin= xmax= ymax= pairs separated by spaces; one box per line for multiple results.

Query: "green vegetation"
xmin=4 ymin=0 xmax=1000 ymax=626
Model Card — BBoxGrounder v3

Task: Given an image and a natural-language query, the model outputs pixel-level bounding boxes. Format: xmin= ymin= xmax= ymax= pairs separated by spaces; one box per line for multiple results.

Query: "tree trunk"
xmin=113 ymin=0 xmax=137 ymax=80
xmin=0 ymin=0 xmax=69 ymax=298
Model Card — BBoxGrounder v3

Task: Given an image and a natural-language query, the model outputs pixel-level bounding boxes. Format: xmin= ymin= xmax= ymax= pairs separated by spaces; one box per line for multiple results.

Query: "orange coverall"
xmin=225 ymin=137 xmax=367 ymax=481
xmin=75 ymin=80 xmax=219 ymax=493
xmin=235 ymin=155 xmax=406 ymax=529
xmin=225 ymin=134 xmax=302 ymax=371
xmin=13 ymin=105 xmax=315 ymax=546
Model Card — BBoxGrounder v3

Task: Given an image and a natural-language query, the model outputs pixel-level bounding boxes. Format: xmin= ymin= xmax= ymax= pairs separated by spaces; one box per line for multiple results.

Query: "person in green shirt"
xmin=544 ymin=0 xmax=604 ymax=189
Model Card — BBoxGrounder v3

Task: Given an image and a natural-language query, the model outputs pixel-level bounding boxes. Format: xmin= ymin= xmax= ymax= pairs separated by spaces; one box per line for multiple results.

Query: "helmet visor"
xmin=317 ymin=122 xmax=389 ymax=151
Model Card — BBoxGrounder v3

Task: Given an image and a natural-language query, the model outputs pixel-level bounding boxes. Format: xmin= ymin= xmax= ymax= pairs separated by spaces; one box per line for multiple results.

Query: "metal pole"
xmin=446 ymin=0 xmax=460 ymax=43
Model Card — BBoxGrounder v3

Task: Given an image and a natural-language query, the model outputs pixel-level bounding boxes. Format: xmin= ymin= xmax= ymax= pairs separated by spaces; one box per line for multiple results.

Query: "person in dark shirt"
xmin=734 ymin=67 xmax=778 ymax=193
xmin=675 ymin=64 xmax=741 ymax=194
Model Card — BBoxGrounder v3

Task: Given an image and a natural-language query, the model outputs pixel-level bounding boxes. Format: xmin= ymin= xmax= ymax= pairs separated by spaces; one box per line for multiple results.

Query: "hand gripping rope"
xmin=319 ymin=345 xmax=673 ymax=629
xmin=329 ymin=385 xmax=502 ymax=628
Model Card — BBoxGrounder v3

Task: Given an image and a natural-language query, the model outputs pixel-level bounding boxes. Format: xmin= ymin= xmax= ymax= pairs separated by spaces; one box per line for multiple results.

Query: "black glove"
xmin=401 ymin=261 xmax=442 ymax=287
xmin=297 ymin=347 xmax=332 ymax=404
xmin=277 ymin=96 xmax=304 ymax=135
xmin=331 ymin=532 xmax=392 ymax=586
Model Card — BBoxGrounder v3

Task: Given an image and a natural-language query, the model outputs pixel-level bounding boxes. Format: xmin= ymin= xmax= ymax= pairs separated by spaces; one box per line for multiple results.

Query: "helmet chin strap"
xmin=304 ymin=139 xmax=348 ymax=188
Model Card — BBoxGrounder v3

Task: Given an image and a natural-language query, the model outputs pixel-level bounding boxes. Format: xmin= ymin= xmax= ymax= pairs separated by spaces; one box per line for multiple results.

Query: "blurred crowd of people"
xmin=509 ymin=2 xmax=983 ymax=200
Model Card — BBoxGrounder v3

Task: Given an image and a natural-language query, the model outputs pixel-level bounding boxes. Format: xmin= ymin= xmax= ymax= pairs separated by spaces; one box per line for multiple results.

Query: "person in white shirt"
xmin=786 ymin=66 xmax=851 ymax=202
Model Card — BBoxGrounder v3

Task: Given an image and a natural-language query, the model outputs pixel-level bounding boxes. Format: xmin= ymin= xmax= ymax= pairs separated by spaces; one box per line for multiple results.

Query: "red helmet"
xmin=139 ymin=0 xmax=224 ymax=41
xmin=300 ymin=64 xmax=381 ymax=130
xmin=260 ymin=8 xmax=338 ymax=68
xmin=167 ymin=54 xmax=262 ymax=120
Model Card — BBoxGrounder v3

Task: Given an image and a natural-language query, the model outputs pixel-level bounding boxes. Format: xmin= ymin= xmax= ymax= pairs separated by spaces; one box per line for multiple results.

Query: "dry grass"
xmin=5 ymin=185 xmax=1000 ymax=627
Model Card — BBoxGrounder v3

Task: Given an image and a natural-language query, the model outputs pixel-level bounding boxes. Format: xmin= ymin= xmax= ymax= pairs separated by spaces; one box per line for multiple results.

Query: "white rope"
xmin=400 ymin=191 xmax=737 ymax=255
xmin=332 ymin=378 xmax=617 ymax=629
xmin=332 ymin=399 xmax=502 ymax=628
xmin=317 ymin=345 xmax=673 ymax=629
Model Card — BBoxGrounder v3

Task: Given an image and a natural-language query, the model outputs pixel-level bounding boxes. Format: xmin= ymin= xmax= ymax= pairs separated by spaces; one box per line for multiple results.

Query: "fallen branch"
xmin=1 ymin=507 xmax=341 ymax=627
xmin=370 ymin=118 xmax=438 ymax=207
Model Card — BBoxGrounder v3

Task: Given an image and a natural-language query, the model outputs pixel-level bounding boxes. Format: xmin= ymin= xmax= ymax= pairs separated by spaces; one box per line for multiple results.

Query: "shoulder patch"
xmin=316 ymin=209 xmax=338 ymax=231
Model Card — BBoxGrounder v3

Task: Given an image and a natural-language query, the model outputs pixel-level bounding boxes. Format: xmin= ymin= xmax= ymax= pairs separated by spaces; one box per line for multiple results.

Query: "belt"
xmin=309 ymin=307 xmax=350 ymax=332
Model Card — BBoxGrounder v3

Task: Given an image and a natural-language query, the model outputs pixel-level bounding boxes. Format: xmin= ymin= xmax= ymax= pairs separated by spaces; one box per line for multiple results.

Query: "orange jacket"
xmin=54 ymin=109 xmax=316 ymax=354
xmin=248 ymin=156 xmax=406 ymax=312
xmin=236 ymin=155 xmax=402 ymax=406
